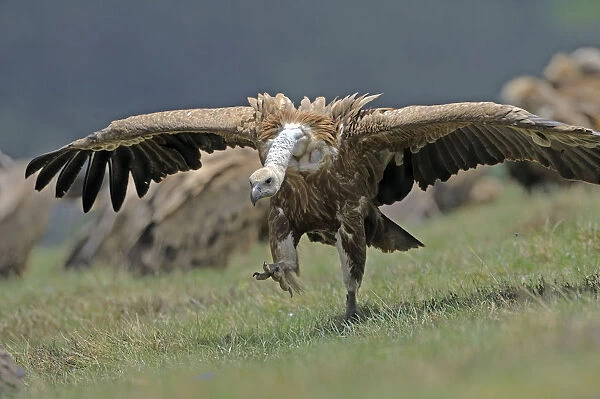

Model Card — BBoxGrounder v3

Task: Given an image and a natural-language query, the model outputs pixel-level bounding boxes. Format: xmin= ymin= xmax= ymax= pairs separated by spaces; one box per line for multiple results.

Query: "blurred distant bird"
xmin=0 ymin=153 xmax=54 ymax=277
xmin=0 ymin=150 xmax=14 ymax=169
xmin=502 ymin=47 xmax=600 ymax=191
xmin=543 ymin=47 xmax=600 ymax=86
xmin=26 ymin=93 xmax=600 ymax=320
xmin=431 ymin=167 xmax=502 ymax=213
xmin=64 ymin=147 xmax=269 ymax=274
xmin=382 ymin=166 xmax=503 ymax=223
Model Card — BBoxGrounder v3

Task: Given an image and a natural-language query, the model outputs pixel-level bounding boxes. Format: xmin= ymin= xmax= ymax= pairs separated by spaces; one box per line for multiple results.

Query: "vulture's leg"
xmin=252 ymin=207 xmax=301 ymax=296
xmin=335 ymin=214 xmax=366 ymax=321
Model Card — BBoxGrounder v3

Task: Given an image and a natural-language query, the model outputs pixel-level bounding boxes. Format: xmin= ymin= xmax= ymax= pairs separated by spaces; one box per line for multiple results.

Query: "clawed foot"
xmin=253 ymin=261 xmax=301 ymax=297
xmin=344 ymin=291 xmax=360 ymax=322
xmin=344 ymin=310 xmax=360 ymax=323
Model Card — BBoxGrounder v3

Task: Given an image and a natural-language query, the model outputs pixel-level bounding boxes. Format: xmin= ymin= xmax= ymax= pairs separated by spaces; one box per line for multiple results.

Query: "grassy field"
xmin=1 ymin=182 xmax=599 ymax=398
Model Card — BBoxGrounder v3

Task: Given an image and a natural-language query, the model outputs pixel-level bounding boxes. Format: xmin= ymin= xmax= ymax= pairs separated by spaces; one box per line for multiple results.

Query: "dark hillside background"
xmin=1 ymin=0 xmax=599 ymax=157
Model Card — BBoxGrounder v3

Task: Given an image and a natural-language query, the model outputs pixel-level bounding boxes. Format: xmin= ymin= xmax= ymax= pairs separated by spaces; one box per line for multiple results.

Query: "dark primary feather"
xmin=56 ymin=151 xmax=90 ymax=198
xmin=32 ymin=149 xmax=74 ymax=191
xmin=128 ymin=146 xmax=153 ymax=198
xmin=108 ymin=147 xmax=131 ymax=211
xmin=82 ymin=151 xmax=110 ymax=212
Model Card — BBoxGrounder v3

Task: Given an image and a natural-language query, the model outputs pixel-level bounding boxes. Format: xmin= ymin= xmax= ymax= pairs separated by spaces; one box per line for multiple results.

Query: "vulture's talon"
xmin=253 ymin=261 xmax=300 ymax=296
xmin=252 ymin=271 xmax=270 ymax=281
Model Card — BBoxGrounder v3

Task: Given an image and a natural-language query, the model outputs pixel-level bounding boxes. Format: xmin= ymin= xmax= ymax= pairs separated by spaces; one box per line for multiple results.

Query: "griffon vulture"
xmin=501 ymin=47 xmax=600 ymax=191
xmin=26 ymin=93 xmax=600 ymax=320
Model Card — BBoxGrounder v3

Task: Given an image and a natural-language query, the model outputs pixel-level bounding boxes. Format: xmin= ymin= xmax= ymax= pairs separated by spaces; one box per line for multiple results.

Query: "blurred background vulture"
xmin=64 ymin=147 xmax=269 ymax=274
xmin=501 ymin=47 xmax=600 ymax=191
xmin=0 ymin=151 xmax=55 ymax=277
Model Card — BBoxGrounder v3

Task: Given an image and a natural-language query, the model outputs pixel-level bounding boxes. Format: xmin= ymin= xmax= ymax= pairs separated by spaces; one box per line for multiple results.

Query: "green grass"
xmin=1 ymin=182 xmax=600 ymax=398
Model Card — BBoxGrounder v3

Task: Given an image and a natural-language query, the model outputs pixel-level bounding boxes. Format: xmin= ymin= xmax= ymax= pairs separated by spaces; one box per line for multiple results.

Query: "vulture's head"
xmin=249 ymin=166 xmax=284 ymax=205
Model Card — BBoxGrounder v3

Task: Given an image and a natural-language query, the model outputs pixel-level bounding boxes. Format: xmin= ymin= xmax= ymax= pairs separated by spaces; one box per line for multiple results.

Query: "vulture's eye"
xmin=265 ymin=177 xmax=273 ymax=185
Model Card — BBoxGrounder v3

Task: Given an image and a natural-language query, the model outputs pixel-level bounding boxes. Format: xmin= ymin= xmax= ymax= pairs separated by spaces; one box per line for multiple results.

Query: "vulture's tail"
xmin=368 ymin=210 xmax=424 ymax=252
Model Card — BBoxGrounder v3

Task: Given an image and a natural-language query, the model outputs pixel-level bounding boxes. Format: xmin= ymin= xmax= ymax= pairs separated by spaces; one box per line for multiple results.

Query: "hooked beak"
xmin=250 ymin=183 xmax=261 ymax=206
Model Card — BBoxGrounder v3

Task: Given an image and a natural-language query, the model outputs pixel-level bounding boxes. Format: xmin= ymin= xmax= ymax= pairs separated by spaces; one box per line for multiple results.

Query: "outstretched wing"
xmin=349 ymin=102 xmax=600 ymax=193
xmin=26 ymin=107 xmax=257 ymax=212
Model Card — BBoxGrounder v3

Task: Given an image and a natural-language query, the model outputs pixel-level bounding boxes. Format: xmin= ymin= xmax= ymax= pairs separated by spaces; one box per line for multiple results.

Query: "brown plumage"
xmin=26 ymin=93 xmax=600 ymax=320
xmin=501 ymin=47 xmax=600 ymax=191
xmin=64 ymin=147 xmax=269 ymax=273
